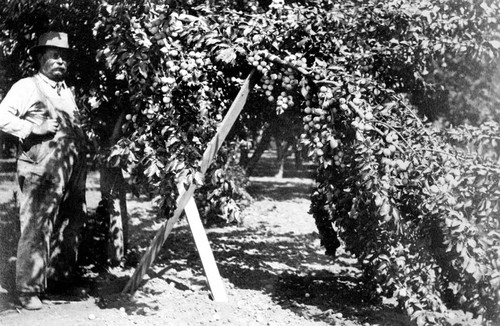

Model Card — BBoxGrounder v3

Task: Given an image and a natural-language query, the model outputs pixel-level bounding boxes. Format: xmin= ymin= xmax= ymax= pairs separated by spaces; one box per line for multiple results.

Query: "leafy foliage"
xmin=195 ymin=143 xmax=252 ymax=226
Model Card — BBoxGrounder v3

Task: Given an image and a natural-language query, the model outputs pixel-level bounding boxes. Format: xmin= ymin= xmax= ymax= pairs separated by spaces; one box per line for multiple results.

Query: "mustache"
xmin=53 ymin=67 xmax=67 ymax=72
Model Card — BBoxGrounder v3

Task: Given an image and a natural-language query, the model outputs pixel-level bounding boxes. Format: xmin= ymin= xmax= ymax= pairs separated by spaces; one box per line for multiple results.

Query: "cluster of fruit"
xmin=141 ymin=11 xmax=184 ymax=43
xmin=318 ymin=85 xmax=335 ymax=110
xmin=296 ymin=79 xmax=340 ymax=161
xmin=333 ymin=150 xmax=345 ymax=168
xmin=269 ymin=0 xmax=285 ymax=10
xmin=240 ymin=0 xmax=259 ymax=12
xmin=301 ymin=127 xmax=342 ymax=161
xmin=381 ymin=132 xmax=399 ymax=157
xmin=302 ymin=105 xmax=330 ymax=132
xmin=301 ymin=101 xmax=341 ymax=160
xmin=248 ymin=50 xmax=309 ymax=114
xmin=249 ymin=52 xmax=273 ymax=75
xmin=381 ymin=157 xmax=410 ymax=182
xmin=157 ymin=51 xmax=211 ymax=105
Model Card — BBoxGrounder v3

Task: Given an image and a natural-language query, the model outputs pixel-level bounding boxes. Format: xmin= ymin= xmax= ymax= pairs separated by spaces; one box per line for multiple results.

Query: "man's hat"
xmin=29 ymin=31 xmax=71 ymax=56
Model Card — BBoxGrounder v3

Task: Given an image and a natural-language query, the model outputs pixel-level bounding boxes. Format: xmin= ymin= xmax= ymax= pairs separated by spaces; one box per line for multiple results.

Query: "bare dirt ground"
xmin=0 ymin=166 xmax=413 ymax=326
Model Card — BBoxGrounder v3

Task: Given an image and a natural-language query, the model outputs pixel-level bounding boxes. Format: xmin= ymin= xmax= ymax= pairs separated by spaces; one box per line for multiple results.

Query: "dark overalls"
xmin=16 ymin=77 xmax=87 ymax=295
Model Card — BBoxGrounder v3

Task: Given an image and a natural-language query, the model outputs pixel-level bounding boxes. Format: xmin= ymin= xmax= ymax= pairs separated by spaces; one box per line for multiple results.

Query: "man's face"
xmin=38 ymin=47 xmax=69 ymax=81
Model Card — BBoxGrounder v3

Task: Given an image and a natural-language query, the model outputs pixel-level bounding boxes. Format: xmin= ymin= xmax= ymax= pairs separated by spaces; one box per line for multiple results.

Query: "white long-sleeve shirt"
xmin=0 ymin=73 xmax=72 ymax=139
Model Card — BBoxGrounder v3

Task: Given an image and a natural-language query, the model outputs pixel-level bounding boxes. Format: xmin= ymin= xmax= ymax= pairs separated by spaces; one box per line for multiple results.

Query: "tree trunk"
xmin=245 ymin=126 xmax=273 ymax=176
xmin=294 ymin=146 xmax=303 ymax=169
xmin=99 ymin=166 xmax=128 ymax=266
xmin=0 ymin=133 xmax=4 ymax=160
xmin=274 ymin=139 xmax=291 ymax=179
xmin=99 ymin=110 xmax=128 ymax=266
xmin=239 ymin=145 xmax=249 ymax=167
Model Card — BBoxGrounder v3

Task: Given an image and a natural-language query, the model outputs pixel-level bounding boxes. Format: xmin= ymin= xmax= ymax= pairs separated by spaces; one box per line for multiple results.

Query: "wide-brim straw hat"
xmin=29 ymin=31 xmax=72 ymax=56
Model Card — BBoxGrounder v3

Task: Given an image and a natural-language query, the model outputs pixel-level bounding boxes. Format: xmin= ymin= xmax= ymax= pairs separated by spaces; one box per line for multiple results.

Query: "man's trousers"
xmin=15 ymin=134 xmax=87 ymax=294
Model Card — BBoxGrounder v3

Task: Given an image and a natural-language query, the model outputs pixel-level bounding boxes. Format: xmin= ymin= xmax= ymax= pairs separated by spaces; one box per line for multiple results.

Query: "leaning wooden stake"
xmin=122 ymin=70 xmax=255 ymax=297
xmin=184 ymin=196 xmax=227 ymax=301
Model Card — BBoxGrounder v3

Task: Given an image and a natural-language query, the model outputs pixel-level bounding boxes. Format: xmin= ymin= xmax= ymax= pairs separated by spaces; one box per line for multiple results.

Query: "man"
xmin=0 ymin=31 xmax=87 ymax=310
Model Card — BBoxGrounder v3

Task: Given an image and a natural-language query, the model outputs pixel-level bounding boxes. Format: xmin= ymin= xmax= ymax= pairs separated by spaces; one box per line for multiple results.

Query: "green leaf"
xmin=138 ymin=62 xmax=148 ymax=78
xmin=379 ymin=199 xmax=391 ymax=220
xmin=465 ymin=258 xmax=477 ymax=274
xmin=215 ymin=47 xmax=237 ymax=65
xmin=489 ymin=40 xmax=500 ymax=49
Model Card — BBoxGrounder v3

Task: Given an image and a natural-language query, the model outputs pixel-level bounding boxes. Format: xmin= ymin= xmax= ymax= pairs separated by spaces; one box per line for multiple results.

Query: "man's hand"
xmin=31 ymin=119 xmax=59 ymax=136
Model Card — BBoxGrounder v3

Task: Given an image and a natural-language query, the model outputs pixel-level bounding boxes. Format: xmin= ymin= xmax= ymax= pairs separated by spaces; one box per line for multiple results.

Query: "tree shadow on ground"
xmin=273 ymin=271 xmax=412 ymax=325
xmin=248 ymin=154 xmax=316 ymax=179
xmin=247 ymin=178 xmax=314 ymax=201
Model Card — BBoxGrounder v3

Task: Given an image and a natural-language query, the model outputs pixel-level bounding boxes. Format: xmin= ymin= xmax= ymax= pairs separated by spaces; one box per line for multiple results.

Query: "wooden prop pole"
xmin=184 ymin=197 xmax=228 ymax=301
xmin=123 ymin=70 xmax=255 ymax=296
